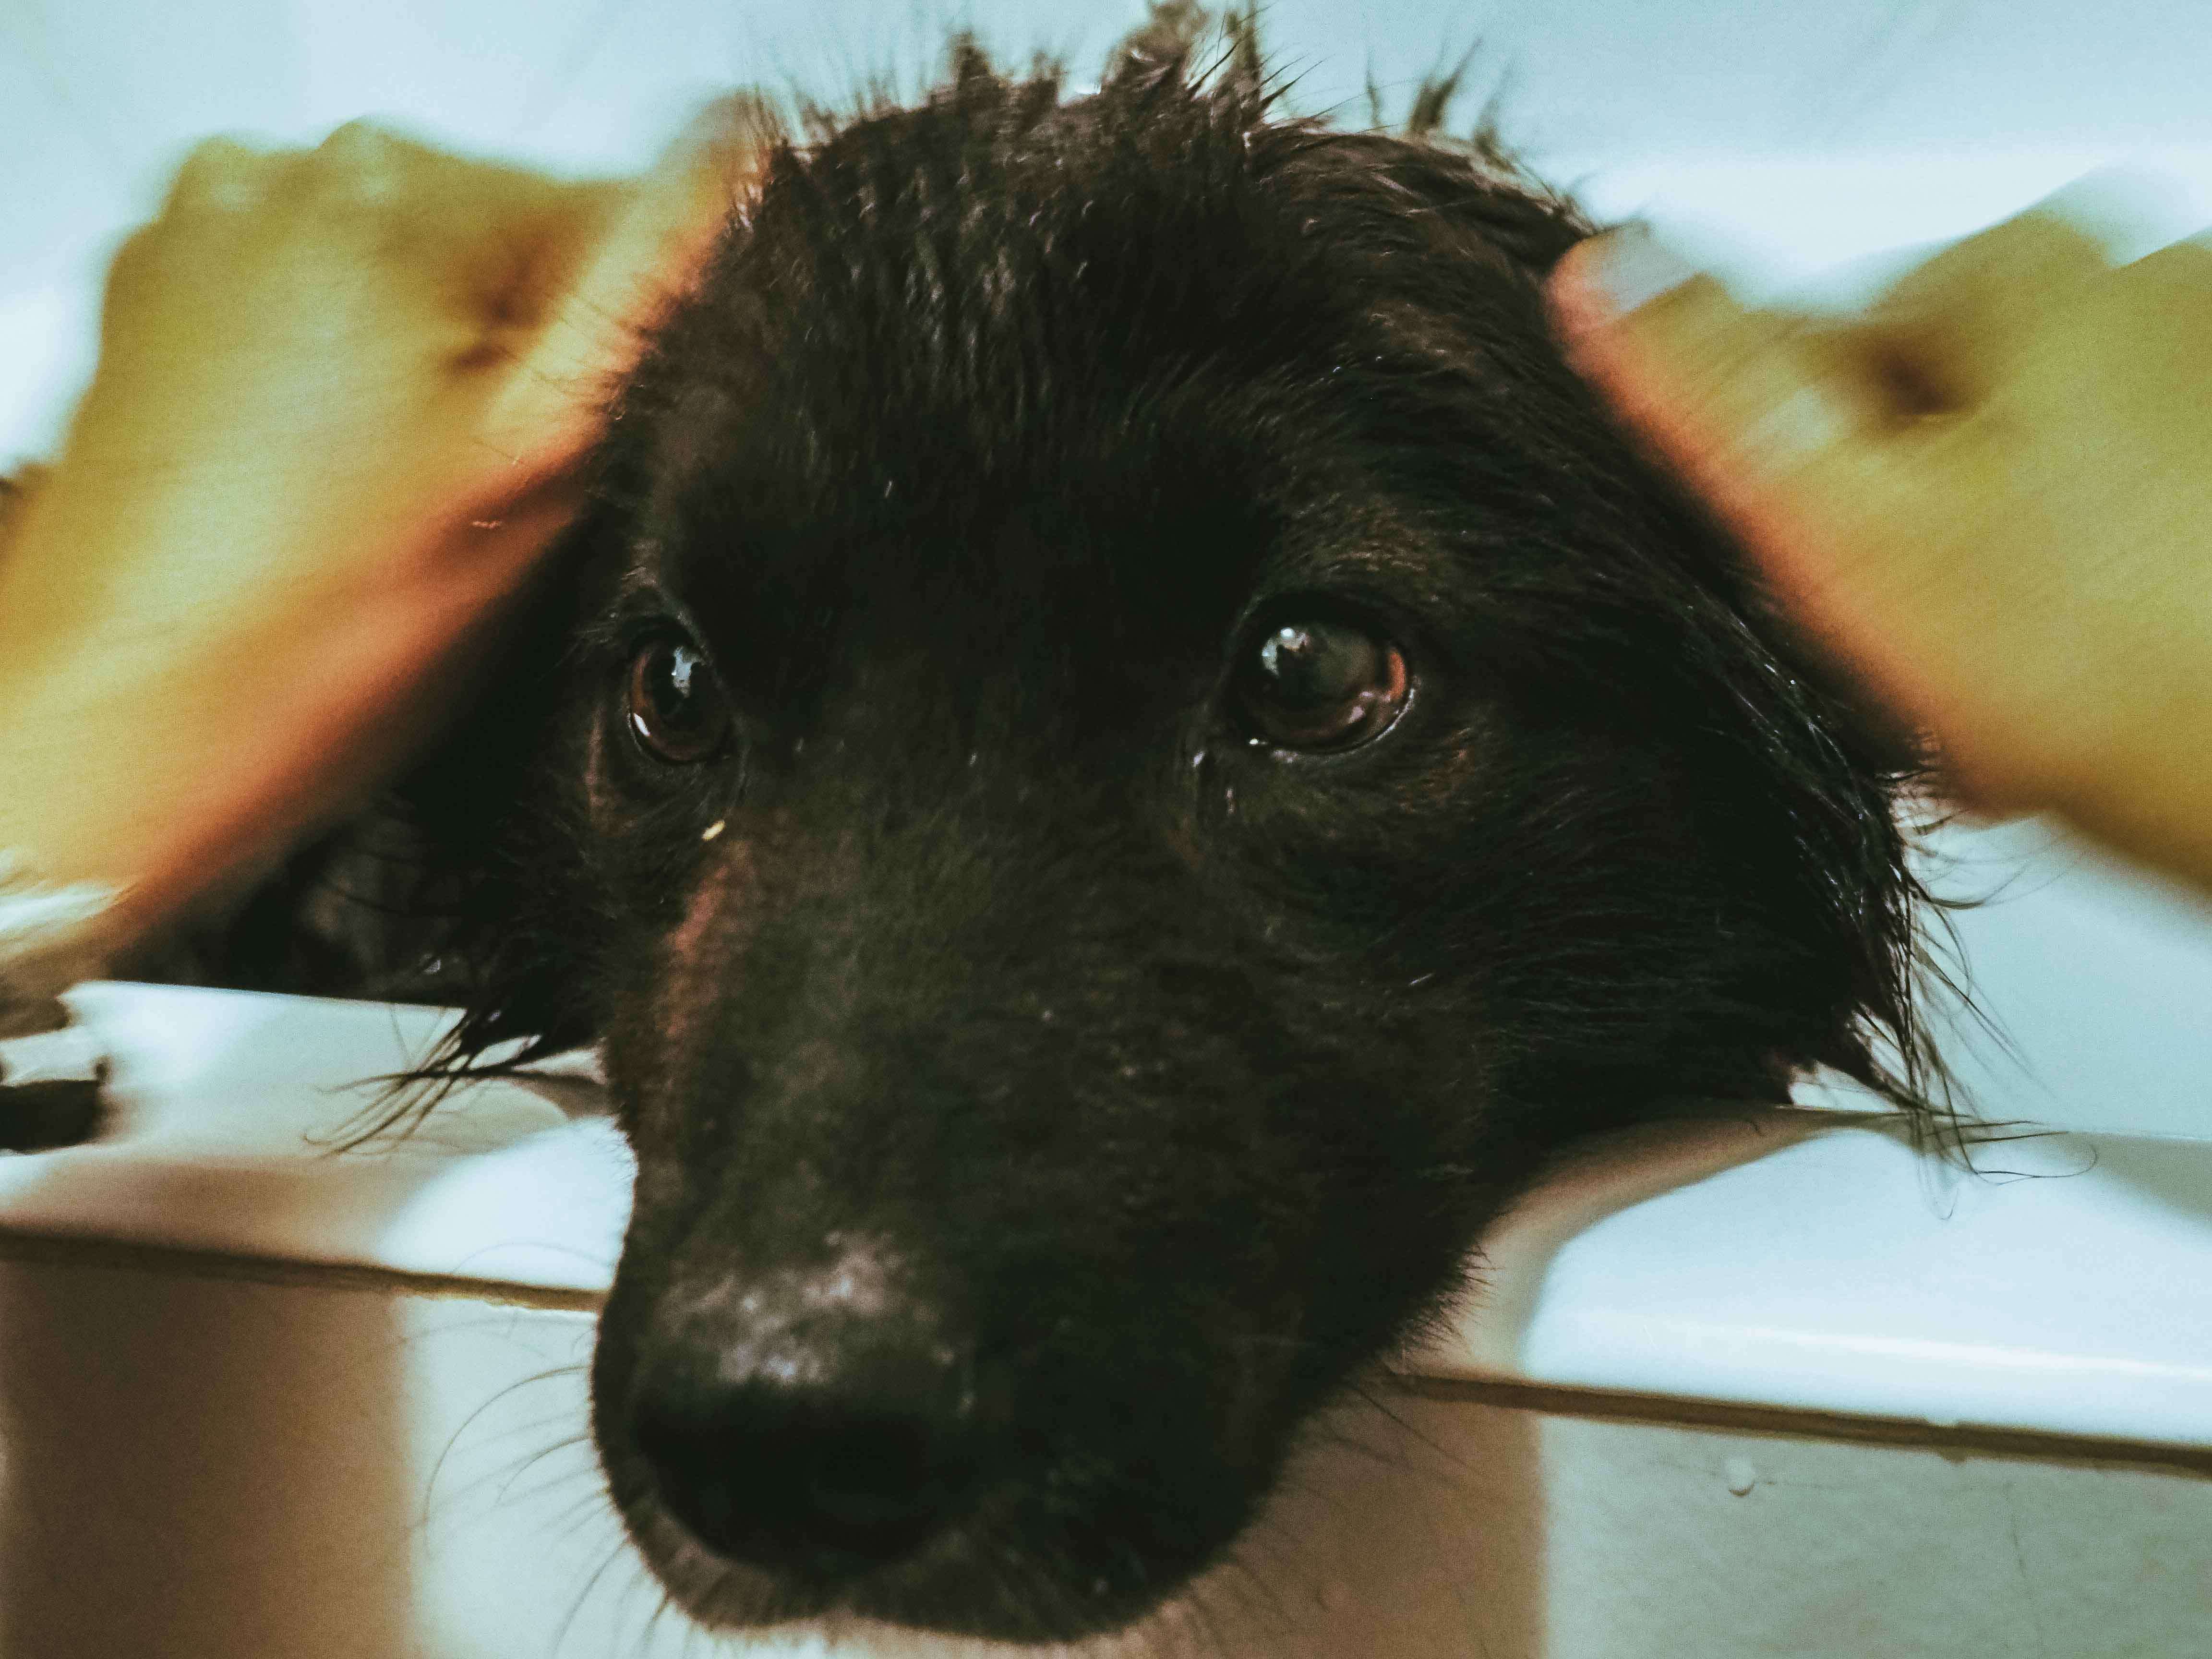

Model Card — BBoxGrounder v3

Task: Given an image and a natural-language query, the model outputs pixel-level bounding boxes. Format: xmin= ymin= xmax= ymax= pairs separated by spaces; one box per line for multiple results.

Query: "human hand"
xmin=1552 ymin=200 xmax=2212 ymax=892
xmin=0 ymin=97 xmax=771 ymax=931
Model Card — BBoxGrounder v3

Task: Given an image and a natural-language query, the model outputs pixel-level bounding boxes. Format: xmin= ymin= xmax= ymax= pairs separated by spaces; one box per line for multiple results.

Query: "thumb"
xmin=1547 ymin=230 xmax=2015 ymax=805
xmin=1550 ymin=230 xmax=1919 ymax=537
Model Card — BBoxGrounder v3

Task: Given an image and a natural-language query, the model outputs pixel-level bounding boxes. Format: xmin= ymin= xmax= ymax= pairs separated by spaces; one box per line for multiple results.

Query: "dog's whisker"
xmin=552 ymin=1536 xmax=637 ymax=1659
xmin=419 ymin=1363 xmax=591 ymax=1523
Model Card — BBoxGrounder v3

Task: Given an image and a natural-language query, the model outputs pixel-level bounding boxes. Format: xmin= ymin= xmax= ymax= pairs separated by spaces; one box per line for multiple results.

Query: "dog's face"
xmin=420 ymin=36 xmax=1925 ymax=1647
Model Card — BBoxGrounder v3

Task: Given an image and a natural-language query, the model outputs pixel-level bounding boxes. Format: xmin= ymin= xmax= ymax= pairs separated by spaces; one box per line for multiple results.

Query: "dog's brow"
xmin=574 ymin=559 xmax=696 ymax=655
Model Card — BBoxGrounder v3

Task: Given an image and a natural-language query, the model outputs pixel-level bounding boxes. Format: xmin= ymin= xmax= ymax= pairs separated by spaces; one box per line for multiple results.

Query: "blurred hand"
xmin=1553 ymin=202 xmax=2212 ymax=892
xmin=0 ymin=98 xmax=771 ymax=933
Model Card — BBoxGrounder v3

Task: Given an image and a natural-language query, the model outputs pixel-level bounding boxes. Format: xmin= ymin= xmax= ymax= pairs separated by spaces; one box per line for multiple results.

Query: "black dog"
xmin=178 ymin=13 xmax=1943 ymax=1646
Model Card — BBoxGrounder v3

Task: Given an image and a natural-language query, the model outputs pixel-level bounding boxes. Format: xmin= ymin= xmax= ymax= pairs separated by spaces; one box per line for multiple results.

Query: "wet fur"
xmin=188 ymin=14 xmax=1944 ymax=1646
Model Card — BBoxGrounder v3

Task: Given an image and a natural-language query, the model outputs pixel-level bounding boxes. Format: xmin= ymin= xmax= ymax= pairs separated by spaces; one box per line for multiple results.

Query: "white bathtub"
xmin=0 ymin=969 xmax=2203 ymax=1658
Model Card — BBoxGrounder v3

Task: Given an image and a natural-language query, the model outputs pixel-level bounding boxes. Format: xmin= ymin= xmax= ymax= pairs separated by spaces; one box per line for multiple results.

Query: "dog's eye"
xmin=625 ymin=636 xmax=732 ymax=765
xmin=1232 ymin=616 xmax=1410 ymax=751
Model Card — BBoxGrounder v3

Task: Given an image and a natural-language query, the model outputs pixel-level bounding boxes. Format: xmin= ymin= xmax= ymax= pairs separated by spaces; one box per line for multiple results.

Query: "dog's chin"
xmin=611 ymin=1472 xmax=1199 ymax=1650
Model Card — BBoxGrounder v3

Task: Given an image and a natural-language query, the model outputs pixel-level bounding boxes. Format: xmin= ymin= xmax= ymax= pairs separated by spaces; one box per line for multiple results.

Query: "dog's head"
xmin=414 ymin=24 xmax=1934 ymax=1646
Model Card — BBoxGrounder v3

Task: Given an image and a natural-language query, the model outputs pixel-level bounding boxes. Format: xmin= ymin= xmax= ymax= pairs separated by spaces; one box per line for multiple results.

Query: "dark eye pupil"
xmin=1256 ymin=624 xmax=1381 ymax=709
xmin=627 ymin=637 xmax=730 ymax=764
xmin=1235 ymin=615 xmax=1410 ymax=751
xmin=653 ymin=643 xmax=703 ymax=717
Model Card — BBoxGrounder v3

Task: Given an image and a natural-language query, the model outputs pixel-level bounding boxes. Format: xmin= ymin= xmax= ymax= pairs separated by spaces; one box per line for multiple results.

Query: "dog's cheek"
xmin=600 ymin=836 xmax=759 ymax=1158
xmin=1168 ymin=739 xmax=1560 ymax=1369
xmin=1197 ymin=706 xmax=1502 ymax=865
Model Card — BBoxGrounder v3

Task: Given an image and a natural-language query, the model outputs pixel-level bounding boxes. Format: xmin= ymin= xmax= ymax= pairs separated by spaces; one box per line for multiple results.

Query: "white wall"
xmin=6 ymin=0 xmax=2212 ymax=1137
xmin=14 ymin=0 xmax=2212 ymax=305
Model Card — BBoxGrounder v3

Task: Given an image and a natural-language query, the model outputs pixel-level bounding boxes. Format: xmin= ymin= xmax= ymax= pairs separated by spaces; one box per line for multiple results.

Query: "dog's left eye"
xmin=625 ymin=635 xmax=733 ymax=765
xmin=1231 ymin=615 xmax=1410 ymax=751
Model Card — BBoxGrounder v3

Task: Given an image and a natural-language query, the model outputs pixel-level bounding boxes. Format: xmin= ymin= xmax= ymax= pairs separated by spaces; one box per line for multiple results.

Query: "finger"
xmin=1552 ymin=231 xmax=1906 ymax=510
xmin=162 ymin=134 xmax=281 ymax=215
xmin=1551 ymin=233 xmax=1988 ymax=793
xmin=302 ymin=118 xmax=417 ymax=200
xmin=279 ymin=120 xmax=630 ymax=330
xmin=1873 ymin=206 xmax=2111 ymax=407
xmin=2092 ymin=230 xmax=2212 ymax=381
xmin=422 ymin=168 xmax=637 ymax=346
xmin=111 ymin=136 xmax=283 ymax=304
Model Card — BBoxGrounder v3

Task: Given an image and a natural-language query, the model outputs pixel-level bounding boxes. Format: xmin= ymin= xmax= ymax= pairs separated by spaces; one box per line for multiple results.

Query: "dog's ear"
xmin=377 ymin=524 xmax=608 ymax=1092
xmin=1751 ymin=595 xmax=1934 ymax=781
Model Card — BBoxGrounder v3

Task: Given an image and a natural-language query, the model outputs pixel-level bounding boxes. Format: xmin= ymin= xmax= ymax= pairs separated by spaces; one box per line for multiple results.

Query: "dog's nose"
xmin=629 ymin=1259 xmax=981 ymax=1575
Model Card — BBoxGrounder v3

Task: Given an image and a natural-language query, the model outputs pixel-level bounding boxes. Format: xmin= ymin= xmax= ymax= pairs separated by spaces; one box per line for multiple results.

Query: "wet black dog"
xmin=199 ymin=16 xmax=1942 ymax=1647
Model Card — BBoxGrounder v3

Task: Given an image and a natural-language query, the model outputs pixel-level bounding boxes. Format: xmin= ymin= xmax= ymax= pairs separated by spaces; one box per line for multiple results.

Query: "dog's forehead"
xmin=624 ymin=379 xmax=1285 ymax=681
xmin=599 ymin=85 xmax=1597 ymax=709
xmin=624 ymin=239 xmax=1320 ymax=673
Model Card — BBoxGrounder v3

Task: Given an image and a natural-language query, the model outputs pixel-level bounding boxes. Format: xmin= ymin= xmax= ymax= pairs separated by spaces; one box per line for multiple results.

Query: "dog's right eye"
xmin=1230 ymin=613 xmax=1411 ymax=753
xmin=625 ymin=635 xmax=733 ymax=766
